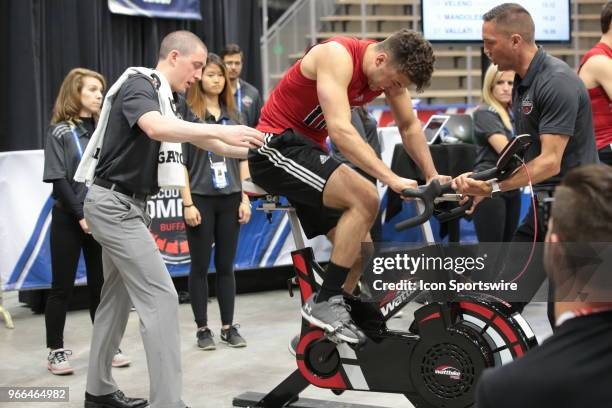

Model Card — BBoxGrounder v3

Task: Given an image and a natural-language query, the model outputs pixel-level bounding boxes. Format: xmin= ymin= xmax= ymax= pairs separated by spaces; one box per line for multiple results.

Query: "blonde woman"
xmin=181 ymin=54 xmax=251 ymax=350
xmin=42 ymin=68 xmax=129 ymax=375
xmin=472 ymin=64 xmax=521 ymax=244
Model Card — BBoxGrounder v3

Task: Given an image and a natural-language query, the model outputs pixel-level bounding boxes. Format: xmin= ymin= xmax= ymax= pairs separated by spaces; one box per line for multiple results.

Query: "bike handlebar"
xmin=394 ymin=168 xmax=499 ymax=231
xmin=393 ymin=134 xmax=533 ymax=232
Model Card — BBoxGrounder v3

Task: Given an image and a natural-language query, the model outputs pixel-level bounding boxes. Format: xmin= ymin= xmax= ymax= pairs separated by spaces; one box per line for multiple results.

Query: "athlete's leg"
xmin=323 ymin=165 xmax=379 ymax=265
xmin=326 ymin=228 xmax=372 ymax=294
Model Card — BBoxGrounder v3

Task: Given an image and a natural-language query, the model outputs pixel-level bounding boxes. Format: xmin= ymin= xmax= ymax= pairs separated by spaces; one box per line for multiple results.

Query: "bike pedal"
xmin=323 ymin=331 xmax=343 ymax=344
xmin=322 ymin=329 xmax=367 ymax=347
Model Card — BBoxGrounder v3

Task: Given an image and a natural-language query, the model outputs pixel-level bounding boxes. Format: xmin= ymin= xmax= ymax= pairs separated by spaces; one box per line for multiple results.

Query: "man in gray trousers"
xmin=83 ymin=31 xmax=263 ymax=408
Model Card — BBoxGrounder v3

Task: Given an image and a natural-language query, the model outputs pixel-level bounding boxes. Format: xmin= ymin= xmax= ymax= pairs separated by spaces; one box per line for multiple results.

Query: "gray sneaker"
xmin=301 ymin=294 xmax=363 ymax=344
xmin=197 ymin=328 xmax=216 ymax=350
xmin=220 ymin=325 xmax=247 ymax=348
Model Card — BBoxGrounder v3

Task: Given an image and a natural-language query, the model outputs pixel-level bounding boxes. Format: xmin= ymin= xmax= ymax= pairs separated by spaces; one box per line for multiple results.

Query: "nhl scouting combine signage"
xmin=147 ymin=189 xmax=190 ymax=266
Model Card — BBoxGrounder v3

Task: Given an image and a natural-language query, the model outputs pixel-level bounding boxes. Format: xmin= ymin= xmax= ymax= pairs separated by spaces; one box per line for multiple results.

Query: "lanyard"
xmin=208 ymin=151 xmax=226 ymax=165
xmin=556 ymin=306 xmax=612 ymax=327
xmin=70 ymin=128 xmax=84 ymax=160
xmin=208 ymin=119 xmax=228 ymax=164
xmin=235 ymin=85 xmax=242 ymax=113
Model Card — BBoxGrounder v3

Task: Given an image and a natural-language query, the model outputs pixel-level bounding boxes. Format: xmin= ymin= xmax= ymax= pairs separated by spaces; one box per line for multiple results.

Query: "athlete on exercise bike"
xmin=236 ymin=133 xmax=538 ymax=408
xmin=248 ymin=29 xmax=450 ymax=344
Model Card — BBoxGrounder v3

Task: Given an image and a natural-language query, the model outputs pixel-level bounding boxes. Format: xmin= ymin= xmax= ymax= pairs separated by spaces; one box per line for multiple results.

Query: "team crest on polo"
xmin=521 ymin=96 xmax=533 ymax=115
xmin=147 ymin=189 xmax=191 ymax=264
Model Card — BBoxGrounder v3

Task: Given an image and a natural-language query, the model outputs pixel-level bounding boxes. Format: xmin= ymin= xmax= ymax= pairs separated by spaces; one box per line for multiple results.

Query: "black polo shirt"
xmin=94 ymin=75 xmax=198 ymax=195
xmin=473 ymin=104 xmax=514 ymax=173
xmin=512 ymin=47 xmax=598 ymax=187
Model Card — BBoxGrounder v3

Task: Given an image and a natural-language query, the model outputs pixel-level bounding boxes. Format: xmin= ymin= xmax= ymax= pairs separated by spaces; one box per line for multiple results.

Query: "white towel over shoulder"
xmin=74 ymin=67 xmax=185 ymax=189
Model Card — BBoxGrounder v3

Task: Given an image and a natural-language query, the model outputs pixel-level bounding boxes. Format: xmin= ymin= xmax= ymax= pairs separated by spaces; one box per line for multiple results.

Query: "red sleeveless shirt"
xmin=257 ymin=37 xmax=383 ymax=149
xmin=579 ymin=43 xmax=612 ymax=150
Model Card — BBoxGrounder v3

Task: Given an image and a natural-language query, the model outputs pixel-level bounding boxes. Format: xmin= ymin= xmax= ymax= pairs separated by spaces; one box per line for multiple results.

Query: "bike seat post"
xmin=264 ymin=199 xmax=305 ymax=250
xmin=287 ymin=209 xmax=305 ymax=250
xmin=241 ymin=178 xmax=306 ymax=250
xmin=259 ymin=195 xmax=305 ymax=250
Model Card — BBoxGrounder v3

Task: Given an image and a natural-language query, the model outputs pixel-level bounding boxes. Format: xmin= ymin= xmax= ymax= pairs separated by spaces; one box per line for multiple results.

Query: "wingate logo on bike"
xmin=371 ymin=253 xmax=487 ymax=275
xmin=434 ymin=365 xmax=462 ymax=380
xmin=146 ymin=189 xmax=190 ymax=264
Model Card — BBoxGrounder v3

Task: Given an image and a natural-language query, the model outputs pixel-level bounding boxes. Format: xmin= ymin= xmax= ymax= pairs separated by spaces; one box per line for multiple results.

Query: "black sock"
xmin=316 ymin=262 xmax=351 ymax=303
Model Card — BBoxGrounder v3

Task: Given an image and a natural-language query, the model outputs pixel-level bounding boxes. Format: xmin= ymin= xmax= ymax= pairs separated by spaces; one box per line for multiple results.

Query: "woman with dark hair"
xmin=43 ymin=68 xmax=130 ymax=375
xmin=181 ymin=54 xmax=251 ymax=350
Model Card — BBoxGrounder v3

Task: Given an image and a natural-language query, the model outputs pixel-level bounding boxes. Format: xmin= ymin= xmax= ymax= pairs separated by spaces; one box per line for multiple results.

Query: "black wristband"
xmin=183 ymin=203 xmax=194 ymax=208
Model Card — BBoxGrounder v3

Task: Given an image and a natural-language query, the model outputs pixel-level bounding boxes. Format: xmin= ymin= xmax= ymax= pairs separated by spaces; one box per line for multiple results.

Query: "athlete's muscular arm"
xmin=579 ymin=55 xmax=612 ymax=98
xmin=386 ymin=88 xmax=439 ymax=181
xmin=307 ymin=42 xmax=408 ymax=191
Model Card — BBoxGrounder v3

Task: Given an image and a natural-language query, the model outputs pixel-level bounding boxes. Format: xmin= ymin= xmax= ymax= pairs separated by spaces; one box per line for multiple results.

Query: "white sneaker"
xmin=47 ymin=349 xmax=74 ymax=375
xmin=112 ymin=349 xmax=131 ymax=368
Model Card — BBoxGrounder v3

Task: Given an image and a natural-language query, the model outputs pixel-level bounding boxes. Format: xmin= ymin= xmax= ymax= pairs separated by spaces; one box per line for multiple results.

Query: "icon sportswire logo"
xmin=434 ymin=365 xmax=461 ymax=380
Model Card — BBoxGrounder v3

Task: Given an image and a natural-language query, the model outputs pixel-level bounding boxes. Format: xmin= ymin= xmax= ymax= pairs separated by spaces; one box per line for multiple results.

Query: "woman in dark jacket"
xmin=43 ymin=68 xmax=130 ymax=375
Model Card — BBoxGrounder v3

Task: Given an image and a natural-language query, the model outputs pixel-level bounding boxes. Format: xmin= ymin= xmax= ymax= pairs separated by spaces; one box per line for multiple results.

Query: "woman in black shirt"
xmin=181 ymin=54 xmax=251 ymax=350
xmin=472 ymin=64 xmax=522 ymax=276
xmin=43 ymin=68 xmax=130 ymax=375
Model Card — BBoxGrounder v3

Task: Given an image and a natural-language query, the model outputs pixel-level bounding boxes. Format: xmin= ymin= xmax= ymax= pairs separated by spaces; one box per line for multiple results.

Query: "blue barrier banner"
xmin=0 ymin=150 xmax=331 ymax=291
xmin=108 ymin=0 xmax=202 ymax=20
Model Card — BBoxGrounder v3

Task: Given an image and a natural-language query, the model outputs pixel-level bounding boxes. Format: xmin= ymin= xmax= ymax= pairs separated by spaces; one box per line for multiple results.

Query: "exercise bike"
xmin=235 ymin=134 xmax=537 ymax=408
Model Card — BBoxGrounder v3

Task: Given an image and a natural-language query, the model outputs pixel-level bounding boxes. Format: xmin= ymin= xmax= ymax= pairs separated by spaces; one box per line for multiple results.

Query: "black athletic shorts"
xmin=248 ymin=129 xmax=344 ymax=238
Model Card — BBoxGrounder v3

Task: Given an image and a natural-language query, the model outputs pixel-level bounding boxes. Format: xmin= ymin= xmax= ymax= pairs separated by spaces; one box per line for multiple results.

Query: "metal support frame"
xmin=466 ymin=45 xmax=473 ymax=105
xmin=572 ymin=0 xmax=580 ymax=68
xmin=360 ymin=0 xmax=367 ymax=39
xmin=309 ymin=0 xmax=316 ymax=47
xmin=261 ymin=0 xmax=270 ymax=98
